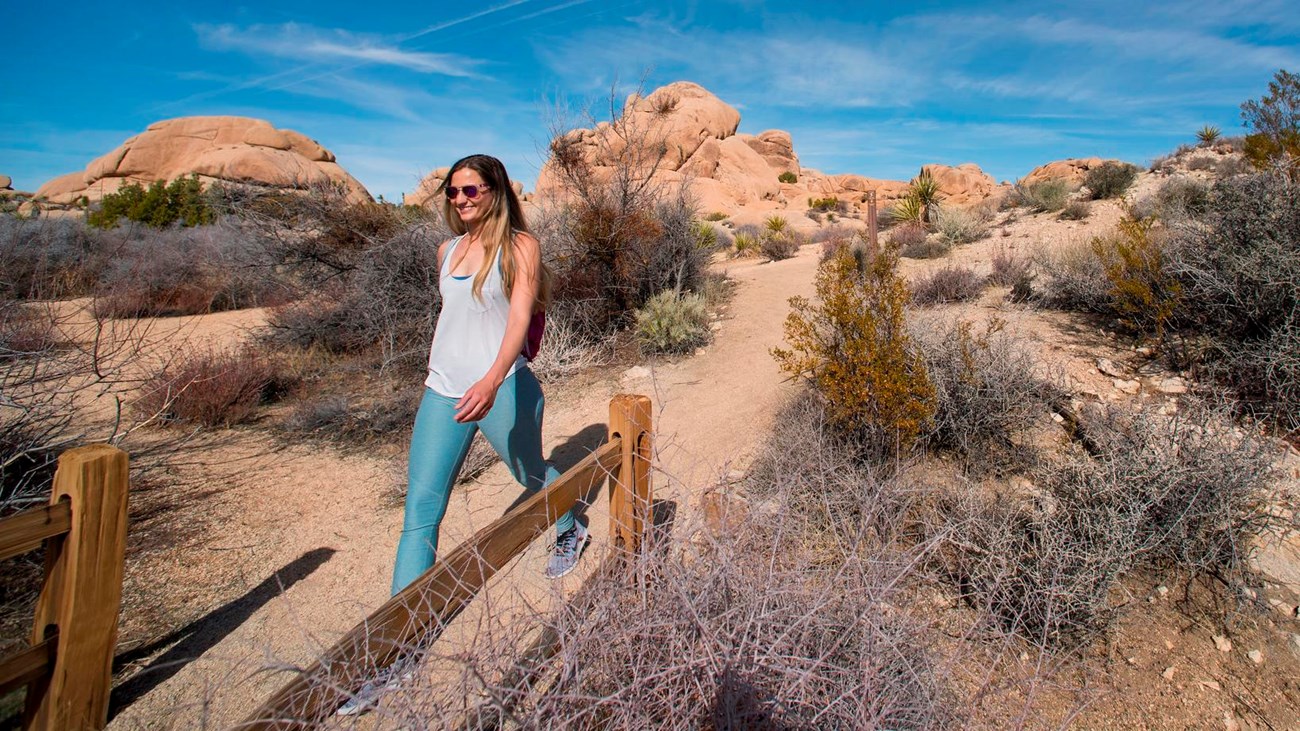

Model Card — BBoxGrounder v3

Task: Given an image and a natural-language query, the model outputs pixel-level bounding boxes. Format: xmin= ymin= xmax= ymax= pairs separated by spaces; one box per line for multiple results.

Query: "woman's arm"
xmin=453 ymin=232 xmax=542 ymax=422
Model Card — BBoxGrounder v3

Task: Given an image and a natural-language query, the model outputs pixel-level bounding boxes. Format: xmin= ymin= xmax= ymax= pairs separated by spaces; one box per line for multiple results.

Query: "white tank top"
xmin=424 ymin=235 xmax=525 ymax=397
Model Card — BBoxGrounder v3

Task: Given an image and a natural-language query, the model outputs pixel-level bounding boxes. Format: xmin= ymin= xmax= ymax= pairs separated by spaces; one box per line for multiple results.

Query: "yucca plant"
xmin=1196 ymin=125 xmax=1222 ymax=145
xmin=910 ymin=170 xmax=943 ymax=224
xmin=733 ymin=232 xmax=760 ymax=257
xmin=765 ymin=215 xmax=789 ymax=234
xmin=888 ymin=193 xmax=925 ymax=226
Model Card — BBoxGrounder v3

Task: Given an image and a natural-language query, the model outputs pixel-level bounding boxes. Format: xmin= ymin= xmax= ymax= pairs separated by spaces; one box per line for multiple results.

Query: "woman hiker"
xmin=339 ymin=153 xmax=586 ymax=715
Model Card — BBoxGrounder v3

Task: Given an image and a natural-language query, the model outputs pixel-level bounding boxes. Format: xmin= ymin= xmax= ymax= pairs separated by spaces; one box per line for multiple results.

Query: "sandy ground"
xmin=73 ymin=174 xmax=1300 ymax=728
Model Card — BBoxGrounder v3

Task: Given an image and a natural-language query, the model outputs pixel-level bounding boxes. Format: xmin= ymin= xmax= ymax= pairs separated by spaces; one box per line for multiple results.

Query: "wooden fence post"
xmin=23 ymin=444 xmax=129 ymax=731
xmin=607 ymin=395 xmax=652 ymax=555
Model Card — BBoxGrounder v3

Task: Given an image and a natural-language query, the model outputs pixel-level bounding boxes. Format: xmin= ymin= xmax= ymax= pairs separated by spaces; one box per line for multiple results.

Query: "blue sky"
xmin=3 ymin=1 xmax=1298 ymax=201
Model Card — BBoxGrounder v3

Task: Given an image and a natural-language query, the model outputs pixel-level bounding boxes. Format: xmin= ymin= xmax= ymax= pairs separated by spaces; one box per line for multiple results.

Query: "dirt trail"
xmin=106 ymin=251 xmax=819 ymax=729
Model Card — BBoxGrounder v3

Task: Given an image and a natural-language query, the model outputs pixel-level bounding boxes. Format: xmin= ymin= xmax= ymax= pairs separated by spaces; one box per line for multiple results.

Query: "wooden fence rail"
xmin=241 ymin=393 xmax=652 ymax=729
xmin=0 ymin=444 xmax=129 ymax=731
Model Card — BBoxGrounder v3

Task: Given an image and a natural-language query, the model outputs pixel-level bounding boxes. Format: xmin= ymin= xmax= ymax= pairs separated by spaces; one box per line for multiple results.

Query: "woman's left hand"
xmin=454 ymin=377 xmax=500 ymax=422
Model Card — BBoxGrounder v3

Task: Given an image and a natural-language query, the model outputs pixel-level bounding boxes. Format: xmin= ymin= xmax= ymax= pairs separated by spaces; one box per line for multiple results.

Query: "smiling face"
xmin=447 ymin=167 xmax=495 ymax=228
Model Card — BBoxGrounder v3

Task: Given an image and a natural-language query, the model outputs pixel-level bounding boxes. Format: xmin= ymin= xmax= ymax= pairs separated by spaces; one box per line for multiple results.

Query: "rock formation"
xmin=527 ymin=81 xmax=1001 ymax=227
xmin=0 ymin=174 xmax=11 ymax=190
xmin=1020 ymin=157 xmax=1109 ymax=187
xmin=34 ymin=117 xmax=370 ymax=206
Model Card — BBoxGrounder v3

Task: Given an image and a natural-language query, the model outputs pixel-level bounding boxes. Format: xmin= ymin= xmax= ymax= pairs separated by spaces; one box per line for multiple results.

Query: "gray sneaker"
xmin=545 ymin=523 xmax=590 ymax=579
xmin=336 ymin=659 xmax=414 ymax=716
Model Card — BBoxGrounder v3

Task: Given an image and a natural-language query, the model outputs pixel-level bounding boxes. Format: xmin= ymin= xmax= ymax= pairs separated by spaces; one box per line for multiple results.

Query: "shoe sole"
xmin=545 ymin=534 xmax=591 ymax=580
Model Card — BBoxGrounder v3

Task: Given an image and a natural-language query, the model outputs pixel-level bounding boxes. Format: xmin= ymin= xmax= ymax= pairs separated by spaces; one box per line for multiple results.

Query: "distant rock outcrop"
xmin=920 ymin=163 xmax=1001 ymax=206
xmin=34 ymin=116 xmax=371 ymax=206
xmin=531 ymin=81 xmax=1001 ymax=227
xmin=1020 ymin=157 xmax=1108 ymax=187
xmin=0 ymin=174 xmax=11 ymax=190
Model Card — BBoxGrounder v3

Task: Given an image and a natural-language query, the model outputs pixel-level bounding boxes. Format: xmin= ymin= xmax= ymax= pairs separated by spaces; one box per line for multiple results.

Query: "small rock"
xmin=1157 ymin=377 xmax=1188 ymax=394
xmin=1051 ymin=412 xmax=1065 ymax=423
xmin=1213 ymin=635 xmax=1232 ymax=653
xmin=1242 ymin=587 xmax=1257 ymax=600
xmin=1199 ymin=679 xmax=1222 ymax=692
xmin=1290 ymin=634 xmax=1300 ymax=653
xmin=622 ymin=365 xmax=651 ymax=380
xmin=1096 ymin=358 xmax=1125 ymax=377
xmin=710 ymin=322 xmax=722 ymax=331
xmin=1247 ymin=649 xmax=1263 ymax=664
xmin=1018 ymin=652 xmax=1029 ymax=663
xmin=1162 ymin=665 xmax=1176 ymax=680
xmin=1224 ymin=712 xmax=1240 ymax=731
xmin=1156 ymin=585 xmax=1169 ymax=597
xmin=1114 ymin=379 xmax=1141 ymax=394
xmin=1164 ymin=640 xmax=1175 ymax=650
xmin=1136 ymin=346 xmax=1154 ymax=356
xmin=1125 ymin=656 xmax=1137 ymax=665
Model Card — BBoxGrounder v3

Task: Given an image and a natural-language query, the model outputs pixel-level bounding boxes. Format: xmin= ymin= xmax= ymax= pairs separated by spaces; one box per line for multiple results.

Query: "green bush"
xmin=909 ymin=266 xmax=986 ymax=306
xmin=87 ymin=175 xmax=215 ymax=228
xmin=773 ymin=247 xmax=935 ymax=455
xmin=1092 ymin=216 xmax=1182 ymax=337
xmin=1084 ymin=162 xmax=1139 ymax=199
xmin=1240 ymin=69 xmax=1300 ymax=178
xmin=703 ymin=211 xmax=728 ymax=222
xmin=808 ymin=196 xmax=840 ymax=212
xmin=778 ymin=171 xmax=798 ymax=184
xmin=635 ymin=290 xmax=710 ymax=354
xmin=1010 ymin=180 xmax=1069 ymax=212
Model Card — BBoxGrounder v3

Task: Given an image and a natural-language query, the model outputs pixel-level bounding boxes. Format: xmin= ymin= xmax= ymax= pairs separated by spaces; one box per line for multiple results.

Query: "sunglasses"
xmin=444 ymin=184 xmax=492 ymax=200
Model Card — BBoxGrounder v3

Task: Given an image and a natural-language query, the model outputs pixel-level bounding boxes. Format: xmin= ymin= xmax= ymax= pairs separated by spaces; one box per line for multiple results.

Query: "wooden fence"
xmin=0 ymin=394 xmax=650 ymax=730
xmin=0 ymin=445 xmax=129 ymax=731
xmin=240 ymin=393 xmax=653 ymax=729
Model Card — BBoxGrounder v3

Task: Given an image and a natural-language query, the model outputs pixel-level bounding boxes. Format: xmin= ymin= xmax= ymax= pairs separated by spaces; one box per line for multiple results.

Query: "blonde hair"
xmin=438 ymin=154 xmax=552 ymax=311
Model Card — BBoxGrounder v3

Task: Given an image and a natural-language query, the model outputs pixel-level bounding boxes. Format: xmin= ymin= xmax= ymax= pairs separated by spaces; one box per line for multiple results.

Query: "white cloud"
xmin=197 ymin=23 xmax=488 ymax=78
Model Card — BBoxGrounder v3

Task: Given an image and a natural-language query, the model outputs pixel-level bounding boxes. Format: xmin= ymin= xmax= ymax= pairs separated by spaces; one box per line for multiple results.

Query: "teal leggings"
xmin=391 ymin=368 xmax=574 ymax=594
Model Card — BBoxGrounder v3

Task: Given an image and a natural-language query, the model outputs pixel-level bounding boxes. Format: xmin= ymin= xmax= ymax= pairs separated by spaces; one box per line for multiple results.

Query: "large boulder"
xmin=681 ymin=136 xmax=780 ymax=206
xmin=741 ymin=130 xmax=799 ymax=177
xmin=0 ymin=174 xmax=11 ymax=190
xmin=919 ymin=163 xmax=998 ymax=207
xmin=34 ymin=116 xmax=370 ymax=205
xmin=1020 ymin=157 xmax=1107 ymax=187
xmin=536 ymin=81 xmax=741 ymax=199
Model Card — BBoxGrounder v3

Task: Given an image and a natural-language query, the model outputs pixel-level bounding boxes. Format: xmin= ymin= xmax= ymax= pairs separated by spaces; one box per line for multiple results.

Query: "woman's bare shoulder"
xmin=511 ymin=230 xmax=541 ymax=256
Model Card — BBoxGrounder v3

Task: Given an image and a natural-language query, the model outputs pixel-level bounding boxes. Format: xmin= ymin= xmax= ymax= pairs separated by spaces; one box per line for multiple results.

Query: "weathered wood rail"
xmin=0 ymin=445 xmax=129 ymax=731
xmin=240 ymin=393 xmax=653 ymax=729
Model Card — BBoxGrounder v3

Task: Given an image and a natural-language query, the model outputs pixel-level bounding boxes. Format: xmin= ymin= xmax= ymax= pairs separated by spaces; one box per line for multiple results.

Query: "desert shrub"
xmin=1084 ymin=161 xmax=1139 ymax=200
xmin=87 ymin=175 xmax=216 ymax=229
xmin=1184 ymin=155 xmax=1219 ymax=172
xmin=939 ymin=401 xmax=1279 ymax=645
xmin=1058 ymin=200 xmax=1090 ymax=220
xmin=1009 ymin=180 xmax=1069 ymax=213
xmin=894 ymin=225 xmax=946 ymax=259
xmin=773 ymin=246 xmax=935 ymax=456
xmin=760 ymin=226 xmax=801 ymax=261
xmin=909 ymin=266 xmax=986 ymax=306
xmin=813 ymin=225 xmax=857 ymax=261
xmin=987 ymin=248 xmax=1032 ymax=288
xmin=265 ymin=219 xmax=445 ymax=372
xmin=1033 ymin=241 xmax=1113 ymax=313
xmin=1196 ymin=125 xmax=1222 ymax=144
xmin=1240 ymin=69 xmax=1300 ymax=179
xmin=92 ymin=221 xmax=281 ymax=318
xmin=691 ymin=220 xmax=719 ymax=252
xmin=634 ymin=290 xmax=710 ymax=354
xmin=1148 ymin=176 xmax=1211 ymax=221
xmin=1165 ymin=173 xmax=1300 ymax=428
xmin=912 ymin=318 xmax=1049 ymax=468
xmin=933 ymin=206 xmax=988 ymax=245
xmin=1213 ymin=155 xmax=1252 ymax=178
xmin=703 ymin=211 xmax=728 ymax=221
xmin=133 ymin=345 xmax=293 ymax=428
xmin=0 ymin=217 xmax=110 ymax=300
xmin=778 ymin=171 xmax=798 ymax=184
xmin=732 ymin=231 xmax=760 ymax=257
xmin=808 ymin=196 xmax=841 ymax=212
xmin=1091 ymin=216 xmax=1182 ymax=336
